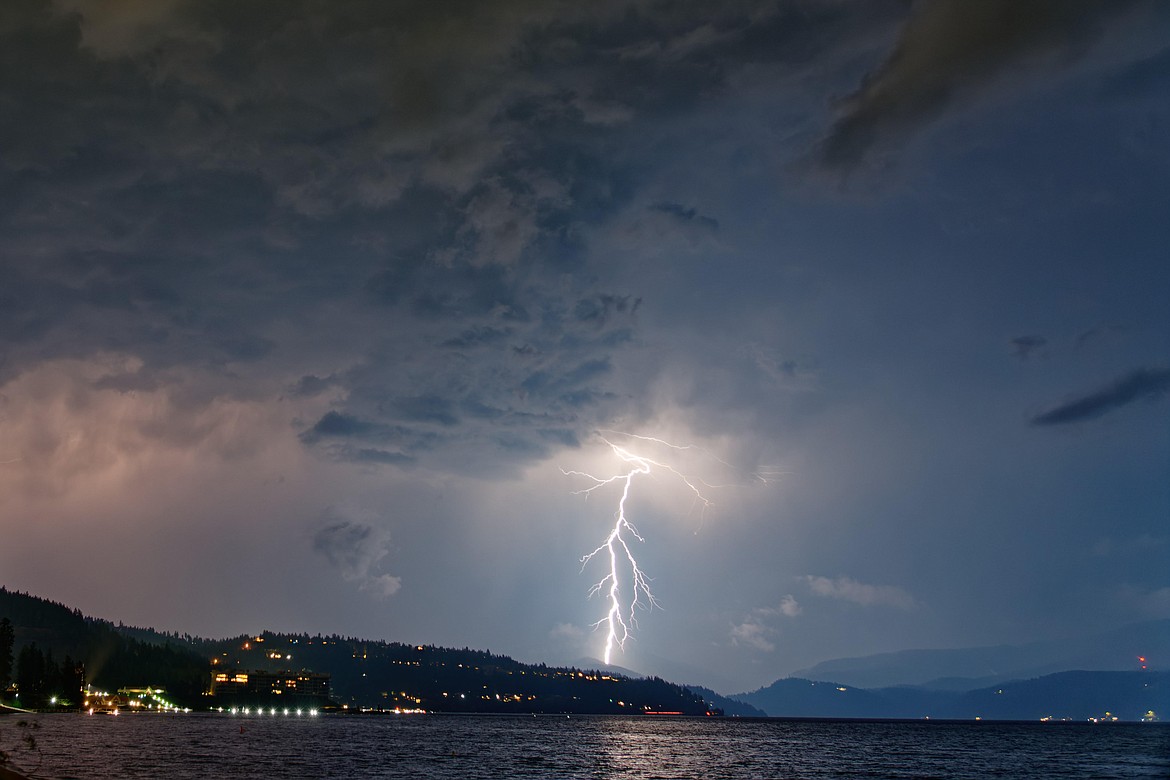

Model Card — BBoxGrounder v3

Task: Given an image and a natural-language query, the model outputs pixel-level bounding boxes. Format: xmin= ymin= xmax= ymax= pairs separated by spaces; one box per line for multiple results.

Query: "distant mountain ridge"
xmin=733 ymin=620 xmax=1169 ymax=720
xmin=791 ymin=620 xmax=1168 ymax=689
xmin=685 ymin=685 xmax=767 ymax=717
xmin=733 ymin=671 xmax=1167 ymax=721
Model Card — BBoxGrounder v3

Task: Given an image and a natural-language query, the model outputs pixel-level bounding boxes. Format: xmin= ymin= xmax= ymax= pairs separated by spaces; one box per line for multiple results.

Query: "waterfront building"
xmin=209 ymin=670 xmax=330 ymax=707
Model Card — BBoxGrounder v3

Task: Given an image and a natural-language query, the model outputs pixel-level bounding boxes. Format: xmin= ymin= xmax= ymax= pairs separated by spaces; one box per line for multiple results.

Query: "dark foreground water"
xmin=5 ymin=712 xmax=1168 ymax=779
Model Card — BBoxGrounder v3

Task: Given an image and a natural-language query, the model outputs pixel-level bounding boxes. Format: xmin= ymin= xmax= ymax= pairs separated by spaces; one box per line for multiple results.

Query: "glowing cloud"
xmin=564 ymin=431 xmax=778 ymax=664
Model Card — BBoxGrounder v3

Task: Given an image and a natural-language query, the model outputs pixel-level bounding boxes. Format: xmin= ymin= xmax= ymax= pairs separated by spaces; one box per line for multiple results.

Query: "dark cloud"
xmin=491 ymin=433 xmax=551 ymax=458
xmin=490 ymin=426 xmax=578 ymax=457
xmin=312 ymin=519 xmax=379 ymax=571
xmin=349 ymin=448 xmax=415 ymax=467
xmin=442 ymin=326 xmax=513 ymax=350
xmin=1010 ymin=335 xmax=1047 ymax=360
xmin=1031 ymin=366 xmax=1170 ymax=426
xmin=537 ymin=428 xmax=580 ymax=449
xmin=519 ymin=357 xmax=612 ymax=404
xmin=299 ymin=411 xmax=410 ymax=445
xmin=816 ymin=0 xmax=1149 ymax=174
xmin=210 ymin=334 xmax=275 ymax=363
xmin=90 ymin=371 xmax=160 ymax=394
xmin=1099 ymin=44 xmax=1170 ymax=99
xmin=0 ymin=0 xmax=875 ymax=423
xmin=650 ymin=202 xmax=719 ymax=233
xmin=298 ymin=270 xmax=640 ymax=471
xmin=289 ymin=374 xmax=338 ymax=398
xmin=459 ymin=399 xmax=506 ymax=421
xmin=302 ymin=441 xmax=416 ymax=467
xmin=573 ymin=294 xmax=641 ymax=327
xmin=1074 ymin=325 xmax=1123 ymax=351
xmin=0 ymin=0 xmax=661 ymax=466
xmin=1075 ymin=328 xmax=1103 ymax=351
xmin=392 ymin=395 xmax=460 ymax=427
xmin=312 ymin=515 xmax=401 ymax=597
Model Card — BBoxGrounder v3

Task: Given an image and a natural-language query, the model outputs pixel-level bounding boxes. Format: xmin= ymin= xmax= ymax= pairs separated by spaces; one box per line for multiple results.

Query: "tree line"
xmin=9 ymin=638 xmax=85 ymax=709
xmin=0 ymin=591 xmax=208 ymax=708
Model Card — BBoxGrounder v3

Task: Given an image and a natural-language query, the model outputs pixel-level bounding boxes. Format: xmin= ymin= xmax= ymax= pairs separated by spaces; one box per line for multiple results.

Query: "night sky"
xmin=1 ymin=0 xmax=1167 ymax=693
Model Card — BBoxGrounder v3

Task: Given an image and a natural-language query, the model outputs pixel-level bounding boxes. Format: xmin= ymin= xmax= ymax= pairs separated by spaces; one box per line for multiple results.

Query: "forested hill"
xmin=0 ymin=588 xmax=713 ymax=715
xmin=196 ymin=631 xmax=711 ymax=714
xmin=0 ymin=587 xmax=207 ymax=707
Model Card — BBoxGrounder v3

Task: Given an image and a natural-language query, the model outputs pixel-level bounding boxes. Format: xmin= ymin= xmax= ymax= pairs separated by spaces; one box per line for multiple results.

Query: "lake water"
xmin=5 ymin=712 xmax=1168 ymax=779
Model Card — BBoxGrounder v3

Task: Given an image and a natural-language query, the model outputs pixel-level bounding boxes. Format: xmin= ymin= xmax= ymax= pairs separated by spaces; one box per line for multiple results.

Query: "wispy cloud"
xmin=312 ymin=512 xmax=402 ymax=598
xmin=549 ymin=622 xmax=584 ymax=641
xmin=730 ymin=595 xmax=802 ymax=653
xmin=763 ymin=595 xmax=803 ymax=618
xmin=1010 ymin=335 xmax=1047 ymax=360
xmin=730 ymin=620 xmax=776 ymax=653
xmin=1031 ymin=366 xmax=1170 ymax=426
xmin=803 ymin=575 xmax=916 ymax=609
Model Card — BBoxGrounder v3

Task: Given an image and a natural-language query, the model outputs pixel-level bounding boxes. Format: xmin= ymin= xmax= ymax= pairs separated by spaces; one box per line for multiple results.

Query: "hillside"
xmin=193 ymin=630 xmax=712 ymax=714
xmin=684 ymin=685 xmax=767 ymax=718
xmin=0 ymin=587 xmax=209 ymax=707
xmin=0 ymin=588 xmax=712 ymax=715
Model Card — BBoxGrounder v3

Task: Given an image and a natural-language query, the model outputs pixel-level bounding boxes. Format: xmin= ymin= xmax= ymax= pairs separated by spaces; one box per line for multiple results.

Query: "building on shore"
xmin=209 ymin=670 xmax=330 ymax=708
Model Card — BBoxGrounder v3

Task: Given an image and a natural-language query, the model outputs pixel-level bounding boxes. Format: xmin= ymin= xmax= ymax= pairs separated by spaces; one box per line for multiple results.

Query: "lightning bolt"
xmin=562 ymin=433 xmax=728 ymax=664
xmin=565 ymin=432 xmax=787 ymax=663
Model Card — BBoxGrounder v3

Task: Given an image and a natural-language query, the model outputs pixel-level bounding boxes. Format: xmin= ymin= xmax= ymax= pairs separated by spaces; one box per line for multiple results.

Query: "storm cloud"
xmin=0 ymin=0 xmax=1166 ymax=693
xmin=1031 ymin=367 xmax=1170 ymax=426
xmin=816 ymin=0 xmax=1149 ymax=174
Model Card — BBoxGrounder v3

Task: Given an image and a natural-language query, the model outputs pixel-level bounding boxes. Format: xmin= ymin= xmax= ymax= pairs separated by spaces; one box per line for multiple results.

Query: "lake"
xmin=5 ymin=712 xmax=1168 ymax=779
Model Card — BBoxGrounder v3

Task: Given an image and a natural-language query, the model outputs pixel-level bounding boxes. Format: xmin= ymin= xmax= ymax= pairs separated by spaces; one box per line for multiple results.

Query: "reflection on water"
xmin=12 ymin=712 xmax=1170 ymax=779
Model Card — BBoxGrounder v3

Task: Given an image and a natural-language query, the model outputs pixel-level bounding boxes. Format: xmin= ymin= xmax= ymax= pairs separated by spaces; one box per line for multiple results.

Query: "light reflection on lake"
xmin=9 ymin=711 xmax=1169 ymax=779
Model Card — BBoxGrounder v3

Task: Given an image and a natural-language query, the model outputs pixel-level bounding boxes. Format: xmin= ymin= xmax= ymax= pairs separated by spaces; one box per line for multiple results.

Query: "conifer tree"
xmin=0 ymin=618 xmax=13 ymax=694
